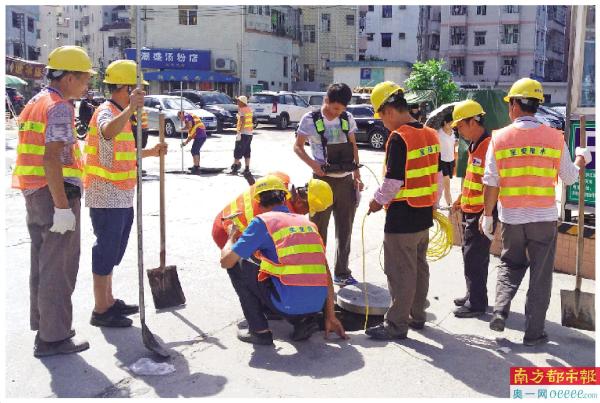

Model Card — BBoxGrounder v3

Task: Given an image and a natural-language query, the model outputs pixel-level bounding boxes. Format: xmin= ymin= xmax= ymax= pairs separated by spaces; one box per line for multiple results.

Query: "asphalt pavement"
xmin=3 ymin=124 xmax=596 ymax=398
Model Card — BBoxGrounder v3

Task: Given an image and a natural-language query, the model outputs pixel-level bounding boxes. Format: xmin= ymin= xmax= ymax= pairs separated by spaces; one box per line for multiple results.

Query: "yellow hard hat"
xmin=47 ymin=46 xmax=96 ymax=74
xmin=503 ymin=77 xmax=544 ymax=103
xmin=267 ymin=171 xmax=291 ymax=188
xmin=371 ymin=81 xmax=404 ymax=118
xmin=451 ymin=100 xmax=486 ymax=128
xmin=103 ymin=60 xmax=148 ymax=85
xmin=253 ymin=175 xmax=290 ymax=201
xmin=307 ymin=179 xmax=333 ymax=217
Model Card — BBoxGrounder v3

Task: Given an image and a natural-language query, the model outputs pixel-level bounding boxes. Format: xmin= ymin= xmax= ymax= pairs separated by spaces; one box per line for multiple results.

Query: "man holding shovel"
xmin=83 ymin=60 xmax=167 ymax=328
xmin=481 ymin=78 xmax=591 ymax=345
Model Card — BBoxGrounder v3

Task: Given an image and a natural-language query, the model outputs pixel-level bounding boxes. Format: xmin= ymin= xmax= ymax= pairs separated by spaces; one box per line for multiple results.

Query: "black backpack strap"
xmin=312 ymin=110 xmax=328 ymax=162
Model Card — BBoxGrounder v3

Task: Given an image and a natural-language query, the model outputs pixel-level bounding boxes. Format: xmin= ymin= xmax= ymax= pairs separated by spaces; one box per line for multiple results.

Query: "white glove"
xmin=480 ymin=214 xmax=494 ymax=241
xmin=575 ymin=147 xmax=592 ymax=165
xmin=235 ymin=133 xmax=242 ymax=141
xmin=49 ymin=207 xmax=76 ymax=234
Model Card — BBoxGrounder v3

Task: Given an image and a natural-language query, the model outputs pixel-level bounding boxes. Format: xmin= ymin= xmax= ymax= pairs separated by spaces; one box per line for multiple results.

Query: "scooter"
xmin=75 ymin=117 xmax=89 ymax=140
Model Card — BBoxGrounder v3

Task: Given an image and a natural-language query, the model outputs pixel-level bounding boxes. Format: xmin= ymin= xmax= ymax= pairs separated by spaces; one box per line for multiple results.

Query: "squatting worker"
xmin=83 ymin=60 xmax=167 ymax=328
xmin=220 ymin=176 xmax=347 ymax=345
xmin=12 ymin=46 xmax=95 ymax=357
xmin=450 ymin=100 xmax=498 ymax=318
xmin=366 ymin=81 xmax=440 ymax=340
xmin=212 ymin=171 xmax=334 ymax=249
xmin=230 ymin=95 xmax=253 ymax=174
xmin=294 ymin=83 xmax=363 ymax=286
xmin=178 ymin=110 xmax=207 ymax=173
xmin=482 ymin=78 xmax=591 ymax=346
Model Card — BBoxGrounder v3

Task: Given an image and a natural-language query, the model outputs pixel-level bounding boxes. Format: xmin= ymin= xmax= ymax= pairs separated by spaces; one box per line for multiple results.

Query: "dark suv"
xmin=346 ymin=104 xmax=389 ymax=150
xmin=167 ymin=90 xmax=237 ymax=132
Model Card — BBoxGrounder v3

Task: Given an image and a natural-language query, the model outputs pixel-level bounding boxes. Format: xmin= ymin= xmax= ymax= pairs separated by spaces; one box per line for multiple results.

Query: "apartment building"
xmin=417 ymin=5 xmax=442 ymax=61
xmin=295 ymin=6 xmax=358 ymax=91
xmin=6 ymin=6 xmax=40 ymax=61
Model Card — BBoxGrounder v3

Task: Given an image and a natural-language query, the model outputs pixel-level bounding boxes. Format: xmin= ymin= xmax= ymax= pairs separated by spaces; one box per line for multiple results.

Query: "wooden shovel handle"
xmin=575 ymin=115 xmax=586 ymax=290
xmin=159 ymin=113 xmax=166 ymax=268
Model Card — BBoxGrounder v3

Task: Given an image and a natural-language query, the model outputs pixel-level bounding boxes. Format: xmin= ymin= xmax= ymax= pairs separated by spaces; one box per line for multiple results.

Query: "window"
xmin=399 ymin=5 xmax=407 ymax=10
xmin=476 ymin=6 xmax=486 ymax=15
xmin=450 ymin=26 xmax=466 ymax=45
xmin=321 ymin=13 xmax=331 ymax=32
xmin=13 ymin=43 xmax=22 ymax=58
xmin=451 ymin=6 xmax=467 ymax=16
xmin=36 ymin=29 xmax=40 ymax=39
xmin=474 ymin=31 xmax=486 ymax=46
xmin=284 ymin=95 xmax=295 ymax=105
xmin=29 ymin=46 xmax=39 ymax=60
xmin=381 ymin=33 xmax=392 ymax=47
xmin=366 ymin=33 xmax=374 ymax=41
xmin=450 ymin=57 xmax=465 ymax=76
xmin=12 ymin=12 xmax=20 ymax=28
xmin=345 ymin=54 xmax=354 ymax=61
xmin=294 ymin=95 xmax=308 ymax=107
xmin=503 ymin=6 xmax=519 ymax=14
xmin=75 ymin=20 xmax=79 ymax=29
xmin=346 ymin=14 xmax=355 ymax=26
xmin=75 ymin=40 xmax=82 ymax=46
xmin=308 ymin=95 xmax=324 ymax=106
xmin=247 ymin=6 xmax=255 ymax=14
xmin=430 ymin=33 xmax=440 ymax=50
xmin=264 ymin=6 xmax=270 ymax=16
xmin=473 ymin=61 xmax=485 ymax=76
xmin=303 ymin=25 xmax=315 ymax=43
xmin=108 ymin=36 xmax=118 ymax=48
xmin=27 ymin=17 xmax=34 ymax=32
xmin=178 ymin=6 xmax=198 ymax=25
xmin=382 ymin=6 xmax=392 ymax=18
xmin=283 ymin=56 xmax=288 ymax=77
xmin=501 ymin=57 xmax=517 ymax=76
xmin=502 ymin=24 xmax=519 ymax=44
xmin=258 ymin=6 xmax=262 ymax=15
xmin=303 ymin=64 xmax=315 ymax=82
xmin=398 ymin=32 xmax=406 ymax=40
xmin=368 ymin=6 xmax=374 ymax=12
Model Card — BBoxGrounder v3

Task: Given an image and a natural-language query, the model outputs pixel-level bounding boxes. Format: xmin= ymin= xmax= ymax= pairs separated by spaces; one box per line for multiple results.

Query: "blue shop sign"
xmin=125 ymin=48 xmax=211 ymax=70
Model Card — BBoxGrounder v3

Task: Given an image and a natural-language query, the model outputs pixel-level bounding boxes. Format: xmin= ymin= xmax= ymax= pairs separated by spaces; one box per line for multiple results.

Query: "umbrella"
xmin=424 ymin=102 xmax=459 ymax=130
xmin=6 ymin=75 xmax=28 ymax=86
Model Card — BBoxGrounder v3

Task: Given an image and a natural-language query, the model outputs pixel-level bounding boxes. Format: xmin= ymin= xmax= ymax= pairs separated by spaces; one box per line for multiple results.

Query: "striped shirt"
xmin=483 ymin=116 xmax=580 ymax=224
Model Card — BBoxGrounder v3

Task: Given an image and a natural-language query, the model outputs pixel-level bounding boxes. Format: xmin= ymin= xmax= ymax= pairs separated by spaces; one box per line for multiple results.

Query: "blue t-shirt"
xmin=232 ymin=205 xmax=328 ymax=315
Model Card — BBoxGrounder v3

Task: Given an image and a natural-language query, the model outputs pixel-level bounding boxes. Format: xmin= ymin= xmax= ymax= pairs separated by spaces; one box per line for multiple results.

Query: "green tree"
xmin=404 ymin=59 xmax=458 ymax=107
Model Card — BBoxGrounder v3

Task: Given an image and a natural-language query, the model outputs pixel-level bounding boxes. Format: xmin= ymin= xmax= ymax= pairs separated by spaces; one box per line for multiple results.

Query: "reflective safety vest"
xmin=237 ymin=106 xmax=253 ymax=133
xmin=132 ymin=110 xmax=149 ymax=130
xmin=187 ymin=113 xmax=205 ymax=138
xmin=12 ymin=90 xmax=83 ymax=190
xmin=492 ymin=123 xmax=563 ymax=208
xmin=461 ymin=136 xmax=491 ymax=213
xmin=83 ymin=101 xmax=137 ymax=190
xmin=256 ymin=211 xmax=329 ymax=287
xmin=387 ymin=124 xmax=440 ymax=207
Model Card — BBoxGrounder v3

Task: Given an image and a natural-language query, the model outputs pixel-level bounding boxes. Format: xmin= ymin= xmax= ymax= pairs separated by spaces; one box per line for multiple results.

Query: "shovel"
xmin=560 ymin=115 xmax=595 ymax=331
xmin=134 ymin=6 xmax=170 ymax=358
xmin=146 ymin=113 xmax=186 ymax=309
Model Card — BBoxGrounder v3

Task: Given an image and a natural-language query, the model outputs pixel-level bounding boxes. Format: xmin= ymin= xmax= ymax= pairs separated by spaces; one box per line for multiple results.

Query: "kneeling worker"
xmin=450 ymin=100 xmax=498 ymax=318
xmin=220 ymin=175 xmax=348 ymax=345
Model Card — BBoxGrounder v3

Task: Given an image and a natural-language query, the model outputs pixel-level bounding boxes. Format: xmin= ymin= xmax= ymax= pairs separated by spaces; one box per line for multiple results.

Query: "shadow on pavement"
xmin=40 ymin=352 xmax=118 ymax=398
xmin=100 ymin=326 xmax=227 ymax=398
xmin=167 ymin=310 xmax=228 ymax=351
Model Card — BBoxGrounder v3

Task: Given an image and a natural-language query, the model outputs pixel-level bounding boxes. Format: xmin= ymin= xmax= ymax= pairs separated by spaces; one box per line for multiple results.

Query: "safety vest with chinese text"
xmin=461 ymin=136 xmax=491 ymax=213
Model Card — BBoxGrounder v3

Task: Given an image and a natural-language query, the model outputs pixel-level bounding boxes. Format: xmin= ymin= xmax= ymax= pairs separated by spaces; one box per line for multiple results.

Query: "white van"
xmin=296 ymin=91 xmax=327 ymax=111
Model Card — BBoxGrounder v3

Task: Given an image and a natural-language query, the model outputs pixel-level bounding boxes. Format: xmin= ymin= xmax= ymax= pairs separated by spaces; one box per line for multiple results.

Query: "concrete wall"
xmin=364 ymin=5 xmax=419 ymax=62
xmin=333 ymin=66 xmax=410 ymax=89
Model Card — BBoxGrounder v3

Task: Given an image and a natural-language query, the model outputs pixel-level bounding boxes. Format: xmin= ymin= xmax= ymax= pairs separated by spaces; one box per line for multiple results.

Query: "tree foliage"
xmin=404 ymin=59 xmax=458 ymax=107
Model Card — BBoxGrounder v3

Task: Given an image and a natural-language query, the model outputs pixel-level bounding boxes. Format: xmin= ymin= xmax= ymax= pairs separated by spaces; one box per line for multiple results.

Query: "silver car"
xmin=143 ymin=95 xmax=218 ymax=136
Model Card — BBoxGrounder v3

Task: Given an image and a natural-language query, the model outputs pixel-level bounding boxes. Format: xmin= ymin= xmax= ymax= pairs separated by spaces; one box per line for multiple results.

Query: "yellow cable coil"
xmin=427 ymin=210 xmax=453 ymax=261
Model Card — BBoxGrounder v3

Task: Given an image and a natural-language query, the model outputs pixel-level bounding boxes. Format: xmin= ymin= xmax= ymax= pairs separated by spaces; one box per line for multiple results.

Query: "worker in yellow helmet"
xmin=450 ymin=99 xmax=498 ymax=318
xmin=220 ymin=175 xmax=347 ymax=345
xmin=83 ymin=59 xmax=167 ymax=329
xmin=483 ymin=78 xmax=590 ymax=345
xmin=12 ymin=46 xmax=95 ymax=357
xmin=366 ymin=81 xmax=441 ymax=341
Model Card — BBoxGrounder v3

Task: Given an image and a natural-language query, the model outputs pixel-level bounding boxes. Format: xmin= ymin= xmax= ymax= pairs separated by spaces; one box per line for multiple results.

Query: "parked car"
xmin=248 ymin=91 xmax=312 ymax=129
xmin=143 ymin=95 xmax=218 ymax=136
xmin=167 ymin=90 xmax=237 ymax=132
xmin=346 ymin=104 xmax=389 ymax=150
xmin=349 ymin=93 xmax=371 ymax=105
xmin=6 ymin=87 xmax=25 ymax=116
xmin=536 ymin=105 xmax=566 ymax=131
xmin=296 ymin=91 xmax=326 ymax=112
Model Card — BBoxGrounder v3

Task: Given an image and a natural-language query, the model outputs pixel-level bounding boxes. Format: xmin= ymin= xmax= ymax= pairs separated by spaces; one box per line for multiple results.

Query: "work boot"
xmin=290 ymin=317 xmax=320 ymax=341
xmin=243 ymin=166 xmax=251 ymax=174
xmin=34 ymin=337 xmax=89 ymax=358
xmin=453 ymin=295 xmax=468 ymax=307
xmin=237 ymin=329 xmax=273 ymax=345
xmin=489 ymin=311 xmax=507 ymax=332
xmin=112 ymin=299 xmax=139 ymax=316
xmin=230 ymin=163 xmax=241 ymax=173
xmin=523 ymin=332 xmax=549 ymax=347
xmin=453 ymin=305 xmax=485 ymax=318
xmin=190 ymin=166 xmax=201 ymax=174
xmin=365 ymin=323 xmax=407 ymax=341
xmin=90 ymin=308 xmax=133 ymax=328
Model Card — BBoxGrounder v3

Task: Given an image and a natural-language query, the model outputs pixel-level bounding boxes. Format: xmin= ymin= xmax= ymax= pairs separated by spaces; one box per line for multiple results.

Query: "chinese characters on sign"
xmin=6 ymin=56 xmax=45 ymax=80
xmin=510 ymin=367 xmax=600 ymax=400
xmin=125 ymin=48 xmax=211 ymax=70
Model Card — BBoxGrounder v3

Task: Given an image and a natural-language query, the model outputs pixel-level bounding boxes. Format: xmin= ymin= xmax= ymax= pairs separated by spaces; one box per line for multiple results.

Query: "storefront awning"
xmin=143 ymin=69 xmax=239 ymax=83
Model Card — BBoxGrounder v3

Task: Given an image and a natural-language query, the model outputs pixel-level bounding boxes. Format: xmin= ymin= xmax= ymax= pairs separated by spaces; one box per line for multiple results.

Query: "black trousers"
xmin=226 ymin=259 xmax=315 ymax=333
xmin=461 ymin=211 xmax=494 ymax=311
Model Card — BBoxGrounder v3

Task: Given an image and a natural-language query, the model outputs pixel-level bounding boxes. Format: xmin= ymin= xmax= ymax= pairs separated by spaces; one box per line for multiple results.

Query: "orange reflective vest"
xmin=256 ymin=211 xmax=329 ymax=287
xmin=132 ymin=110 xmax=149 ymax=130
xmin=492 ymin=123 xmax=563 ymax=208
xmin=237 ymin=106 xmax=253 ymax=133
xmin=461 ymin=136 xmax=491 ymax=214
xmin=387 ymin=124 xmax=440 ymax=207
xmin=83 ymin=101 xmax=137 ymax=190
xmin=12 ymin=90 xmax=83 ymax=190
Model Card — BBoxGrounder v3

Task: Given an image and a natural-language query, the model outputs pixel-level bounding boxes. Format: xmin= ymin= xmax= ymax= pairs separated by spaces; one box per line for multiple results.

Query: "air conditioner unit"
xmin=214 ymin=58 xmax=235 ymax=72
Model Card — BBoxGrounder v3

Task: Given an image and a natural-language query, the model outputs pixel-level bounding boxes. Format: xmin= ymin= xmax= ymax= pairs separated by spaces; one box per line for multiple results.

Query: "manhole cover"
xmin=336 ymin=282 xmax=390 ymax=315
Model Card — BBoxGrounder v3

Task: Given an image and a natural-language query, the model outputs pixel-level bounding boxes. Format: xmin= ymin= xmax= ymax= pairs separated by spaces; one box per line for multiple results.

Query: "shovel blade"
xmin=560 ymin=289 xmax=595 ymax=331
xmin=141 ymin=322 xmax=170 ymax=358
xmin=147 ymin=265 xmax=186 ymax=310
